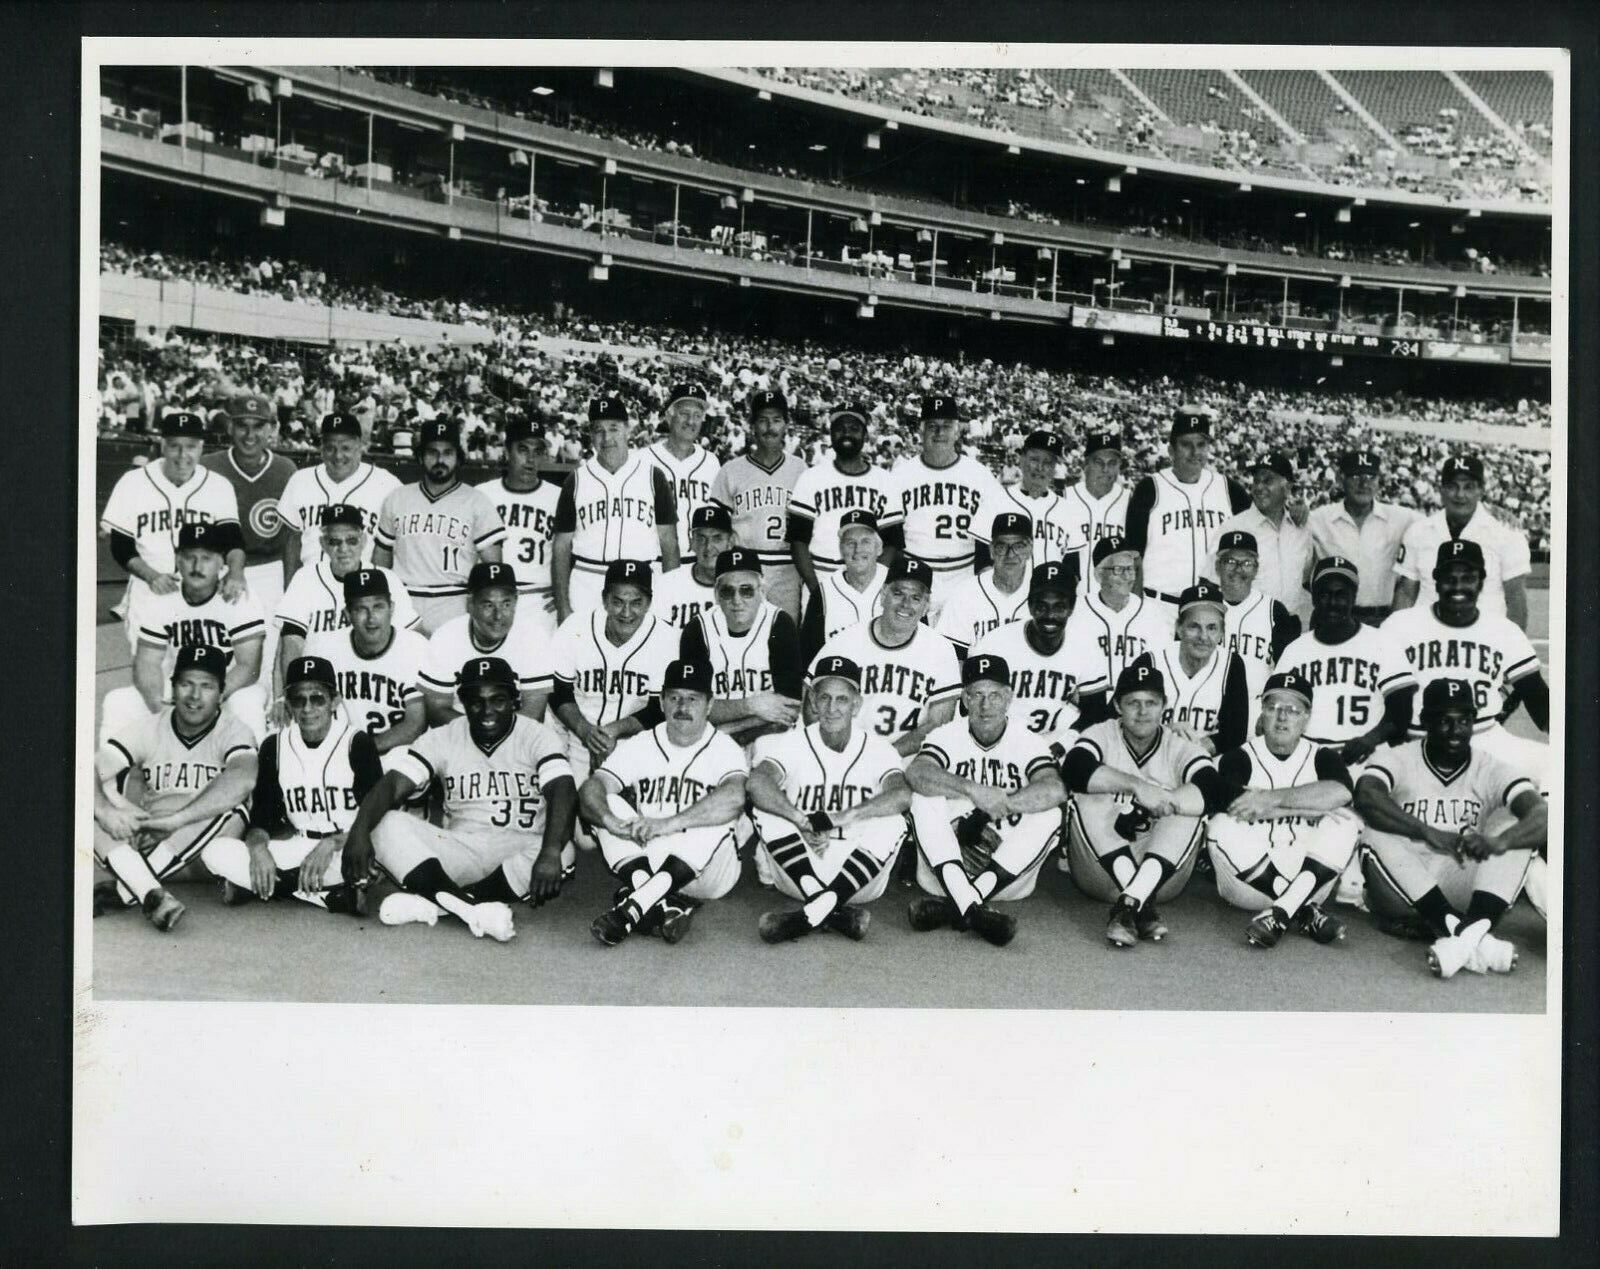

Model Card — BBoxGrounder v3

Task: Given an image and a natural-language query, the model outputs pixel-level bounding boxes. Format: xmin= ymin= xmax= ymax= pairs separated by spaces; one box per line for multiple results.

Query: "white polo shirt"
xmin=1393 ymin=505 xmax=1532 ymax=621
xmin=1213 ymin=504 xmax=1314 ymax=625
xmin=1306 ymin=499 xmax=1417 ymax=609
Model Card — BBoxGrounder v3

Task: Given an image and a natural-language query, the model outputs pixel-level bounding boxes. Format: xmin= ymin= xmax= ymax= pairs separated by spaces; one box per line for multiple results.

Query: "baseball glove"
xmin=953 ymin=808 xmax=1003 ymax=874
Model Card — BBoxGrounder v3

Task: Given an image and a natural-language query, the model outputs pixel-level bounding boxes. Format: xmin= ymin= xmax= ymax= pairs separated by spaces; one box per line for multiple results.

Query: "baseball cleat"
xmin=823 ymin=905 xmax=870 ymax=941
xmin=1467 ymin=931 xmax=1518 ymax=974
xmin=966 ymin=903 xmax=1017 ymax=948
xmin=379 ymin=892 xmax=441 ymax=928
xmin=907 ymin=895 xmax=957 ymax=932
xmin=141 ymin=886 xmax=185 ymax=933
xmin=591 ymin=898 xmax=642 ymax=947
xmin=1105 ymin=896 xmax=1141 ymax=949
xmin=93 ymin=880 xmax=127 ymax=917
xmin=1135 ymin=902 xmax=1167 ymax=942
xmin=657 ymin=899 xmax=697 ymax=946
xmin=218 ymin=878 xmax=253 ymax=907
xmin=1295 ymin=902 xmax=1345 ymax=945
xmin=758 ymin=907 xmax=815 ymax=944
xmin=1246 ymin=908 xmax=1289 ymax=949
xmin=1427 ymin=932 xmax=1478 ymax=979
xmin=319 ymin=883 xmax=370 ymax=918
xmin=467 ymin=901 xmax=516 ymax=943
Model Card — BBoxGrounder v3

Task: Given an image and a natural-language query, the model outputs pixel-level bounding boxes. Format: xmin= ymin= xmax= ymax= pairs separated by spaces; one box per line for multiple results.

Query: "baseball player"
xmin=747 ymin=655 xmax=912 ymax=943
xmin=967 ymin=561 xmax=1110 ymax=738
xmin=1393 ymin=454 xmax=1532 ymax=628
xmin=1355 ymin=678 xmax=1546 ymax=978
xmin=905 ymin=653 xmax=1069 ymax=946
xmin=303 ymin=569 xmax=428 ymax=766
xmin=1306 ymin=448 xmax=1417 ymax=627
xmin=934 ymin=512 xmax=1034 ymax=658
xmin=810 ymin=555 xmax=961 ymax=758
xmin=477 ymin=416 xmax=562 ymax=638
xmin=1206 ymin=670 xmax=1359 ymax=949
xmin=885 ymin=394 xmax=1003 ymax=622
xmin=552 ymin=393 xmax=680 ymax=622
xmin=1381 ymin=540 xmax=1548 ymax=782
xmin=1214 ymin=452 xmax=1314 ymax=626
xmin=277 ymin=412 xmax=401 ymax=582
xmin=652 ymin=505 xmax=735 ymax=629
xmin=342 ymin=656 xmax=578 ymax=941
xmin=1059 ymin=663 xmax=1223 ymax=948
xmin=101 ymin=408 xmax=245 ymax=652
xmin=92 ymin=646 xmax=258 ymax=933
xmin=709 ymin=388 xmax=809 ymax=620
xmin=200 ymin=392 xmax=296 ymax=669
xmin=99 ymin=522 xmax=267 ymax=746
xmin=678 ymin=548 xmax=804 ymax=743
xmin=420 ymin=563 xmax=554 ymax=726
xmin=1060 ymin=535 xmax=1171 ymax=692
xmin=200 ymin=655 xmax=378 ymax=916
xmin=972 ymin=430 xmax=1076 ymax=572
xmin=1129 ymin=581 xmax=1251 ymax=755
xmin=580 ymin=659 xmax=748 ymax=946
xmin=1213 ymin=529 xmax=1302 ymax=698
xmin=643 ymin=381 xmax=722 ymax=560
xmin=1060 ymin=429 xmax=1131 ymax=583
xmin=799 ymin=509 xmax=889 ymax=663
xmin=787 ymin=401 xmax=905 ymax=603
xmin=373 ymin=418 xmax=505 ymax=634
xmin=1122 ymin=409 xmax=1250 ymax=622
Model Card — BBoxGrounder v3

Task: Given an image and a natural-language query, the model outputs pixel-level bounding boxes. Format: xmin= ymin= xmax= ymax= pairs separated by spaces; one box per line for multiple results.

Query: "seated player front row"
xmin=93 ymin=634 xmax=1545 ymax=979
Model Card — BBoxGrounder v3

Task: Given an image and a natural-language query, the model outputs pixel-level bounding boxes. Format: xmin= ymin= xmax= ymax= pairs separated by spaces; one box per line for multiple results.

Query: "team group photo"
xmin=85 ymin=52 xmax=1560 ymax=1012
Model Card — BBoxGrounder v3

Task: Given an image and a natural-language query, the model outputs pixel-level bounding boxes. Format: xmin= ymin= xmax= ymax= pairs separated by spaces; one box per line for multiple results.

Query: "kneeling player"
xmin=1059 ymin=664 xmax=1222 ymax=948
xmin=201 ymin=656 xmax=378 ymax=915
xmin=1354 ymin=678 xmax=1545 ymax=979
xmin=1207 ymin=670 xmax=1357 ymax=949
xmin=92 ymin=646 xmax=258 ymax=932
xmin=342 ymin=657 xmax=577 ymax=941
xmin=579 ymin=660 xmax=747 ymax=947
xmin=747 ymin=655 xmax=911 ymax=943
xmin=904 ymin=654 xmax=1068 ymax=947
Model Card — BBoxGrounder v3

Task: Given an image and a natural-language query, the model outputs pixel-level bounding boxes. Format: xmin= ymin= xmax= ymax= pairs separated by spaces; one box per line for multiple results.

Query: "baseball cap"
xmin=225 ymin=393 xmax=273 ymax=421
xmin=920 ymin=394 xmax=959 ymax=422
xmin=285 ymin=655 xmax=338 ymax=692
xmin=667 ymin=382 xmax=709 ymax=408
xmin=320 ymin=412 xmax=363 ymax=439
xmin=990 ymin=512 xmax=1033 ymax=541
xmin=1170 ymin=409 xmax=1212 ymax=440
xmin=1339 ymin=449 xmax=1380 ymax=475
xmin=1434 ymin=539 xmax=1486 ymax=574
xmin=172 ymin=644 xmax=227 ymax=685
xmin=749 ymin=388 xmax=788 ymax=419
xmin=830 ymin=402 xmax=870 ymax=426
xmin=458 ymin=656 xmax=519 ymax=693
xmin=1421 ymin=677 xmax=1475 ymax=716
xmin=1440 ymin=454 xmax=1485 ymax=484
xmin=321 ymin=504 xmax=365 ymax=531
xmin=159 ymin=410 xmax=206 ymax=439
xmin=962 ymin=653 xmax=1011 ymax=687
xmin=661 ymin=658 xmax=713 ymax=696
xmin=838 ymin=509 xmax=880 ymax=535
xmin=1250 ymin=451 xmax=1296 ymax=482
xmin=1114 ymin=662 xmax=1166 ymax=701
xmin=1262 ymin=669 xmax=1314 ymax=710
xmin=342 ymin=568 xmax=391 ymax=602
xmin=1029 ymin=560 xmax=1077 ymax=600
xmin=467 ymin=561 xmax=519 ymax=594
xmin=689 ymin=505 xmax=734 ymax=534
xmin=714 ymin=547 xmax=763 ymax=579
xmin=1092 ymin=534 xmax=1139 ymax=566
xmin=1022 ymin=429 xmax=1063 ymax=456
xmin=589 ymin=393 xmax=628 ymax=424
xmin=1311 ymin=556 xmax=1360 ymax=590
xmin=885 ymin=555 xmax=934 ymax=590
xmin=1083 ymin=429 xmax=1123 ymax=457
xmin=503 ymin=416 xmax=539 ymax=445
xmin=419 ymin=419 xmax=461 ymax=453
xmin=1215 ymin=530 xmax=1259 ymax=557
xmin=809 ymin=655 xmax=863 ymax=688
xmin=175 ymin=522 xmax=226 ymax=554
xmin=1177 ymin=580 xmax=1226 ymax=619
xmin=604 ymin=559 xmax=653 ymax=594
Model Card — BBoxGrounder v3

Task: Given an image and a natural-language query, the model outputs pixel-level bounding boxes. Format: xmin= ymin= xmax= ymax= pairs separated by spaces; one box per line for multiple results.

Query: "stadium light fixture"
xmin=1294 ymin=211 xmax=1307 ymax=218
xmin=809 ymin=143 xmax=827 ymax=152
xmin=532 ymin=86 xmax=554 ymax=96
xmin=1075 ymin=178 xmax=1086 ymax=185
xmin=1408 ymin=221 xmax=1421 ymax=228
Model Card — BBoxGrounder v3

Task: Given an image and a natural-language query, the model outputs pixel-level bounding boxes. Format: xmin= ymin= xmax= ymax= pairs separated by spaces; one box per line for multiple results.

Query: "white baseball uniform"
xmin=711 ymin=452 xmax=810 ymax=619
xmin=1061 ymin=590 xmax=1172 ymax=693
xmin=277 ymin=461 xmax=402 ymax=568
xmin=304 ymin=625 xmax=427 ymax=743
xmin=1394 ymin=506 xmax=1532 ymax=621
xmin=1125 ymin=467 xmax=1248 ymax=600
xmin=886 ymin=453 xmax=1003 ymax=618
xmin=787 ymin=462 xmax=903 ymax=574
xmin=972 ymin=484 xmax=1077 ymax=566
xmin=420 ymin=608 xmax=556 ymax=703
xmin=650 ymin=564 xmax=720 ymax=629
xmin=547 ymin=610 xmax=680 ymax=786
xmin=932 ymin=569 xmax=1032 ymax=655
xmin=555 ymin=454 xmax=677 ymax=615
xmin=812 ymin=566 xmax=889 ymax=643
xmin=1060 ymin=478 xmax=1131 ymax=580
xmin=1273 ymin=624 xmax=1417 ymax=746
xmin=274 ymin=562 xmax=419 ymax=641
xmin=376 ymin=481 xmax=505 ymax=634
xmin=642 ymin=440 xmax=721 ymax=559
xmin=812 ymin=620 xmax=961 ymax=748
xmin=1131 ymin=644 xmax=1253 ymax=752
xmin=967 ymin=619 xmax=1109 ymax=738
xmin=477 ymin=475 xmax=561 ymax=611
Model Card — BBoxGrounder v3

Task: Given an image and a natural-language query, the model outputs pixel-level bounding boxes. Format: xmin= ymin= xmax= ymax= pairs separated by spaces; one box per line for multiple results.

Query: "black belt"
xmin=1142 ymin=588 xmax=1183 ymax=604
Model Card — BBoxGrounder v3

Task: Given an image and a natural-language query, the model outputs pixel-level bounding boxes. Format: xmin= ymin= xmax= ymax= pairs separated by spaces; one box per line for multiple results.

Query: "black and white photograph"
xmin=74 ymin=36 xmax=1568 ymax=1235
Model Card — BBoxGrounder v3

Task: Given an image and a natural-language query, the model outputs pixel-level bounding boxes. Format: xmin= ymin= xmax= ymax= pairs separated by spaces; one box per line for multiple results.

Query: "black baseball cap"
xmin=1178 ymin=580 xmax=1226 ymax=618
xmin=172 ymin=644 xmax=228 ymax=685
xmin=1114 ymin=662 xmax=1166 ymax=701
xmin=604 ymin=559 xmax=653 ymax=594
xmin=830 ymin=402 xmax=870 ymax=426
xmin=343 ymin=568 xmax=391 ymax=602
xmin=1339 ymin=449 xmax=1380 ymax=475
xmin=991 ymin=512 xmax=1033 ymax=541
xmin=459 ymin=655 xmax=519 ymax=693
xmin=1092 ymin=534 xmax=1139 ymax=565
xmin=749 ymin=389 xmax=788 ymax=419
xmin=1311 ymin=556 xmax=1360 ymax=590
xmin=838 ymin=509 xmax=880 ymax=535
xmin=1440 ymin=454 xmax=1485 ymax=484
xmin=1216 ymin=530 xmax=1259 ymax=557
xmin=159 ymin=410 xmax=207 ymax=439
xmin=667 ymin=382 xmax=709 ymax=408
xmin=1250 ymin=451 xmax=1296 ymax=483
xmin=1170 ymin=410 xmax=1212 ymax=440
xmin=175 ymin=522 xmax=226 ymax=554
xmin=320 ymin=412 xmax=363 ymax=439
xmin=809 ymin=655 xmax=863 ymax=688
xmin=885 ymin=555 xmax=934 ymax=590
xmin=285 ymin=655 xmax=338 ymax=692
xmin=419 ymin=419 xmax=462 ymax=454
xmin=962 ymin=653 xmax=1011 ymax=687
xmin=1083 ymin=429 xmax=1123 ymax=456
xmin=467 ymin=561 xmax=519 ymax=594
xmin=321 ymin=504 xmax=365 ymax=531
xmin=503 ymin=416 xmax=540 ymax=445
xmin=689 ymin=505 xmax=734 ymax=534
xmin=661 ymin=658 xmax=713 ymax=695
xmin=1262 ymin=669 xmax=1314 ymax=709
xmin=714 ymin=547 xmax=762 ymax=579
xmin=589 ymin=393 xmax=628 ymax=424
xmin=1434 ymin=539 xmax=1486 ymax=574
xmin=1421 ymin=677 xmax=1476 ymax=717
xmin=1029 ymin=560 xmax=1076 ymax=600
xmin=920 ymin=394 xmax=959 ymax=422
xmin=1022 ymin=430 xmax=1062 ymax=456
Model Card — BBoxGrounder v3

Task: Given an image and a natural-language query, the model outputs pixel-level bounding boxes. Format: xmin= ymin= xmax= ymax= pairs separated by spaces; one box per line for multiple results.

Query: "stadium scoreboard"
xmin=1161 ymin=315 xmax=1407 ymax=357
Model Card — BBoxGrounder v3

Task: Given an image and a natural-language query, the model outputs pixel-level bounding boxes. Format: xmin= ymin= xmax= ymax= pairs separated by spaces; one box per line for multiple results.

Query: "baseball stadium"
xmin=90 ymin=60 xmax=1557 ymax=1011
